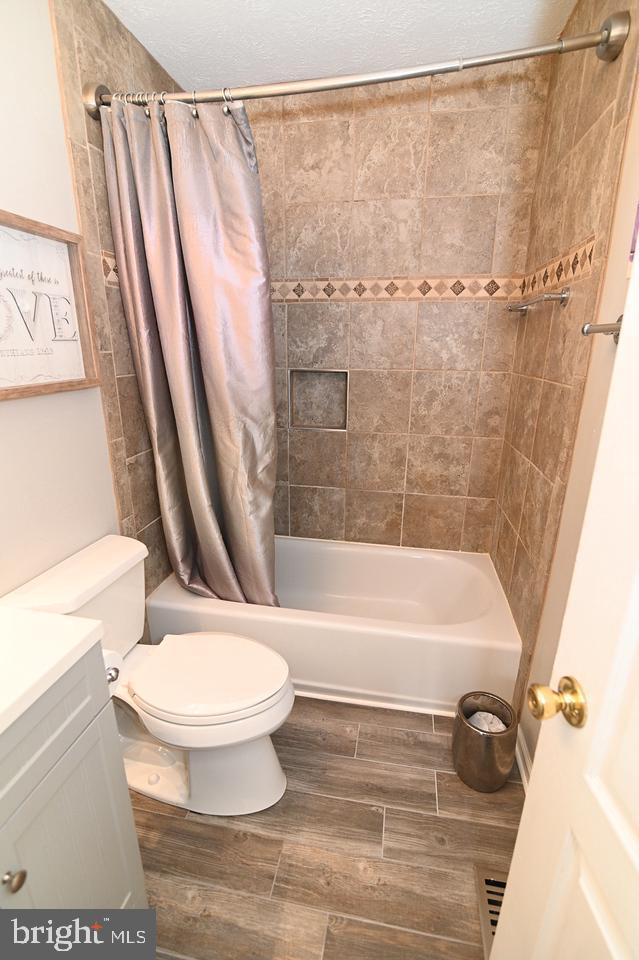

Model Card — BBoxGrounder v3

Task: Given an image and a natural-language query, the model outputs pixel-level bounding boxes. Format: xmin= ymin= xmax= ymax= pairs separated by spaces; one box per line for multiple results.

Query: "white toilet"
xmin=2 ymin=535 xmax=294 ymax=816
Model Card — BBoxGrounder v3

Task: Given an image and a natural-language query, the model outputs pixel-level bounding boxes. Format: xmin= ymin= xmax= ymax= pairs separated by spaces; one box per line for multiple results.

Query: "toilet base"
xmin=188 ymin=735 xmax=287 ymax=816
xmin=118 ymin=718 xmax=286 ymax=815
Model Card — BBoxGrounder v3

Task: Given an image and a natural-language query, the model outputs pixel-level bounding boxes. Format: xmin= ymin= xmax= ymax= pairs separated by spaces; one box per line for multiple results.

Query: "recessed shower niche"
xmin=288 ymin=369 xmax=348 ymax=429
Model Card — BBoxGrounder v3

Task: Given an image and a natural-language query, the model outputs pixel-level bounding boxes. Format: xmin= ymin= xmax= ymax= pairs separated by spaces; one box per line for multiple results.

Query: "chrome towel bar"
xmin=508 ymin=287 xmax=571 ymax=314
xmin=582 ymin=316 xmax=623 ymax=343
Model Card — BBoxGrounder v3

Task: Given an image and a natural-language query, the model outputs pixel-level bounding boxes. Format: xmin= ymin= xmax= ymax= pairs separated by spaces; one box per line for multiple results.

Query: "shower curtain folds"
xmin=101 ymin=99 xmax=278 ymax=606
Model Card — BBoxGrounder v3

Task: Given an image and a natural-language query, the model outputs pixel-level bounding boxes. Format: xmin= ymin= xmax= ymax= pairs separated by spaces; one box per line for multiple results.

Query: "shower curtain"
xmin=100 ymin=99 xmax=278 ymax=606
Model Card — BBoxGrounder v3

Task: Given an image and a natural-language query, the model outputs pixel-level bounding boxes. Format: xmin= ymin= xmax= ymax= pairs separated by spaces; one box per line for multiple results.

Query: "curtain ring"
xmin=191 ymin=90 xmax=198 ymax=118
xmin=222 ymin=87 xmax=233 ymax=115
xmin=159 ymin=91 xmax=167 ymax=105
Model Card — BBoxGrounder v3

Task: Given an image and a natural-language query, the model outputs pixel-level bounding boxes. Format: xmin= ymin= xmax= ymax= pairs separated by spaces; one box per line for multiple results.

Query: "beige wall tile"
xmin=272 ymin=303 xmax=287 ymax=367
xmin=275 ymin=368 xmax=289 ymax=427
xmin=563 ymin=105 xmax=614 ymax=250
xmin=351 ymin=199 xmax=422 ymax=275
xmin=290 ymin=486 xmax=345 ymax=540
xmin=289 ymin=429 xmax=347 ymax=487
xmin=283 ymin=89 xmax=354 ymax=123
xmin=253 ymin=122 xmax=285 ymax=195
xmin=349 ymin=371 xmax=412 ymax=433
xmin=262 ymin=189 xmax=286 ymax=277
xmin=544 ymin=276 xmax=596 ymax=385
xmin=128 ymin=449 xmax=160 ymax=531
xmin=82 ymin=250 xmax=112 ymax=352
xmin=350 ymin=302 xmax=416 ymax=369
xmin=509 ymin=58 xmax=552 ymax=107
xmin=421 ymin=196 xmax=498 ymax=274
xmin=345 ymin=491 xmax=403 ymax=545
xmin=468 ymin=438 xmax=502 ymax=498
xmin=284 ymin=120 xmax=353 ymax=202
xmin=531 ymin=380 xmax=571 ymax=480
xmin=88 ymin=144 xmax=114 ymax=250
xmin=138 ymin=517 xmax=171 ymax=594
xmin=508 ymin=539 xmax=544 ymax=646
xmin=290 ymin=370 xmax=347 ymax=429
xmin=98 ymin=351 xmax=123 ymax=439
xmin=106 ymin=284 xmax=134 ymax=376
xmin=274 ymin=483 xmax=289 ymax=535
xmin=430 ymin=62 xmax=512 ymax=111
xmin=502 ymin=103 xmax=545 ymax=193
xmin=286 ymin=202 xmax=352 ymax=276
xmin=414 ymin=301 xmax=486 ymax=370
xmin=109 ymin=437 xmax=133 ymax=521
xmin=287 ymin=303 xmax=349 ymax=369
xmin=500 ymin=443 xmax=529 ymax=531
xmin=116 ymin=373 xmax=150 ymax=458
xmin=406 ymin=436 xmax=472 ymax=496
xmin=462 ymin=498 xmax=496 ymax=552
xmin=354 ymin=115 xmax=428 ymax=200
xmin=346 ymin=434 xmax=408 ymax=492
xmin=475 ymin=372 xmax=510 ymax=438
xmin=276 ymin=428 xmax=288 ymax=482
xmin=352 ymin=78 xmax=430 ymax=117
xmin=520 ymin=463 xmax=553 ymax=563
xmin=426 ymin=110 xmax=507 ymax=196
xmin=492 ymin=507 xmax=517 ymax=589
xmin=519 ymin=300 xmax=552 ymax=378
xmin=510 ymin=376 xmax=543 ymax=460
xmin=493 ymin=194 xmax=533 ymax=274
xmin=483 ymin=303 xmax=518 ymax=372
xmin=402 ymin=495 xmax=465 ymax=550
xmin=410 ymin=371 xmax=479 ymax=436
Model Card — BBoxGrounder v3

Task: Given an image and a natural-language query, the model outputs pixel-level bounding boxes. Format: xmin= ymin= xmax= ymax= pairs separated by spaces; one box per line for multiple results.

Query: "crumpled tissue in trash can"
xmin=467 ymin=710 xmax=507 ymax=733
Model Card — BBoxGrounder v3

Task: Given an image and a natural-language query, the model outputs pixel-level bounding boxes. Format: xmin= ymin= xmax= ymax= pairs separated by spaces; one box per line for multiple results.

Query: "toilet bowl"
xmin=108 ymin=632 xmax=294 ymax=815
xmin=1 ymin=535 xmax=294 ymax=816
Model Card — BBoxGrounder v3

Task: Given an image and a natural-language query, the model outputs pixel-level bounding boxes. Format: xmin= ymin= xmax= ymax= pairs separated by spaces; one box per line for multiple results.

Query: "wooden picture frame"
xmin=0 ymin=209 xmax=98 ymax=400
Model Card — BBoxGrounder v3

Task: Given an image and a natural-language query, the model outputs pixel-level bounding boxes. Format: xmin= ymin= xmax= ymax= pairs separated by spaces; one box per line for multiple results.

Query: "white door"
xmin=492 ymin=241 xmax=639 ymax=954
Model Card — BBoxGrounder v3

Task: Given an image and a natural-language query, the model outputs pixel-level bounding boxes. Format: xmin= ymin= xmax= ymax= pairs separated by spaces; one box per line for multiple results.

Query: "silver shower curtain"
xmin=100 ymin=100 xmax=278 ymax=605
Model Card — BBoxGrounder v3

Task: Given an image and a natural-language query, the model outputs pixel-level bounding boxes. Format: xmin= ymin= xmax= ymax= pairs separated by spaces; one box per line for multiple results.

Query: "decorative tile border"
xmin=521 ymin=236 xmax=595 ymax=297
xmin=270 ymin=275 xmax=519 ymax=303
xmin=102 ymin=236 xmax=596 ymax=304
xmin=102 ymin=251 xmax=118 ymax=285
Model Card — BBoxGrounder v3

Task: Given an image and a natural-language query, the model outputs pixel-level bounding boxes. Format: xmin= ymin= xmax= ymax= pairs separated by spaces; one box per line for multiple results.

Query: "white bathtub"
xmin=146 ymin=536 xmax=521 ymax=714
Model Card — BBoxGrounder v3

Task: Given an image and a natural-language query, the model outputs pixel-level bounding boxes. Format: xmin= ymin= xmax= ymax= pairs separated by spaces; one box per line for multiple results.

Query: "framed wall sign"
xmin=0 ymin=210 xmax=97 ymax=400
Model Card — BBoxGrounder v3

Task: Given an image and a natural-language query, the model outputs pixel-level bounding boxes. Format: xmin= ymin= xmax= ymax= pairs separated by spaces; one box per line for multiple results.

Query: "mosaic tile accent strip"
xmin=102 ymin=251 xmax=118 ymax=285
xmin=520 ymin=236 xmax=595 ymax=298
xmin=271 ymin=275 xmax=518 ymax=303
xmin=102 ymin=237 xmax=595 ymax=305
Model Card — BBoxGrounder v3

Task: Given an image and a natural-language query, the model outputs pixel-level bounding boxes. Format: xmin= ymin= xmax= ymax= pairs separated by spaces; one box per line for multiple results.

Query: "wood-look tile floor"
xmin=133 ymin=697 xmax=525 ymax=960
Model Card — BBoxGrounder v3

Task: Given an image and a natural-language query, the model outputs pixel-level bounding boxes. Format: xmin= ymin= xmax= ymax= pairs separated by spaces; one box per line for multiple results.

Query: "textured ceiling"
xmin=105 ymin=0 xmax=577 ymax=91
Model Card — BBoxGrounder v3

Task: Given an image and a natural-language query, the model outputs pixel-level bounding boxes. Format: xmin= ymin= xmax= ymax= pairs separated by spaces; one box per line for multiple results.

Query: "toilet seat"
xmin=127 ymin=631 xmax=291 ymax=727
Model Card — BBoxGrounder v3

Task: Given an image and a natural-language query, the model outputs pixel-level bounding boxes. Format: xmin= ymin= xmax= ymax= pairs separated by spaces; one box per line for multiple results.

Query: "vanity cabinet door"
xmin=0 ymin=702 xmax=146 ymax=909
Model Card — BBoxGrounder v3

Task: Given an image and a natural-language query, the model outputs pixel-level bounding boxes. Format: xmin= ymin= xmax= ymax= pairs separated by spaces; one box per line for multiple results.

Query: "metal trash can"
xmin=452 ymin=691 xmax=517 ymax=792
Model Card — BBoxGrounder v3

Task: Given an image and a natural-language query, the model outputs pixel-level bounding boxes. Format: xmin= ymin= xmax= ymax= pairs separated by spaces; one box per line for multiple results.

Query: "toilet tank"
xmin=0 ymin=535 xmax=149 ymax=657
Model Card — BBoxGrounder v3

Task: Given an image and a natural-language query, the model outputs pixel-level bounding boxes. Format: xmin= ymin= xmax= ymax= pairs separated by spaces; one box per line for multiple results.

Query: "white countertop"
xmin=0 ymin=607 xmax=103 ymax=735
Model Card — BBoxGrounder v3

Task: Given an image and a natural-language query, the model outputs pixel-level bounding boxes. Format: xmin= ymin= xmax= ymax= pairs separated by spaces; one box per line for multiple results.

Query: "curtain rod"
xmin=83 ymin=10 xmax=630 ymax=118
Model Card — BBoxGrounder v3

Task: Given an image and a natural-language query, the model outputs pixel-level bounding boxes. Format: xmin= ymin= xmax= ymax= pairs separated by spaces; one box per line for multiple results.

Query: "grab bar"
xmin=508 ymin=286 xmax=571 ymax=313
xmin=582 ymin=316 xmax=623 ymax=344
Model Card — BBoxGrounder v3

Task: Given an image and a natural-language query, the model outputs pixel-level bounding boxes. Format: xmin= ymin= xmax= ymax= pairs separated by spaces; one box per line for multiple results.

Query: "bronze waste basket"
xmin=452 ymin=691 xmax=517 ymax=792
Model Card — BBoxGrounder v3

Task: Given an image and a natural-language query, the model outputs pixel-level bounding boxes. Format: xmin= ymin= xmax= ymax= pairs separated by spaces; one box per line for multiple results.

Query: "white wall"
xmin=0 ymin=0 xmax=117 ymax=594
xmin=519 ymin=82 xmax=639 ymax=767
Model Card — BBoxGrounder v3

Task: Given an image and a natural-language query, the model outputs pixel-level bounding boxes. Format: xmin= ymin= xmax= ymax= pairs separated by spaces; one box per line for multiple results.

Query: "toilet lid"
xmin=127 ymin=632 xmax=290 ymax=722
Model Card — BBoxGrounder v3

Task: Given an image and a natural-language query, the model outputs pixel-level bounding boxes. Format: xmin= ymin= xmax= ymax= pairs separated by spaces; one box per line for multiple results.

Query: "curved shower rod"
xmin=83 ymin=10 xmax=631 ymax=117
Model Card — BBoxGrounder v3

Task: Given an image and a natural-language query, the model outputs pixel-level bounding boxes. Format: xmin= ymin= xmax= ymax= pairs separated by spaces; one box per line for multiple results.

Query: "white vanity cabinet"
xmin=0 ymin=609 xmax=146 ymax=909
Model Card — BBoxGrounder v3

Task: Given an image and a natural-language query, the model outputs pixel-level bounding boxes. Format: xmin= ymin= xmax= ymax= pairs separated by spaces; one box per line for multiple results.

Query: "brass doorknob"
xmin=527 ymin=676 xmax=587 ymax=728
xmin=2 ymin=869 xmax=27 ymax=894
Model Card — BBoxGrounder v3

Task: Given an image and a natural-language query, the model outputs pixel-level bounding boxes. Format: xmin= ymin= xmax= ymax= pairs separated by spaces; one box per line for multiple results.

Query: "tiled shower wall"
xmin=492 ymin=0 xmax=639 ymax=708
xmin=249 ymin=60 xmax=551 ymax=548
xmin=50 ymin=0 xmax=176 ymax=593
